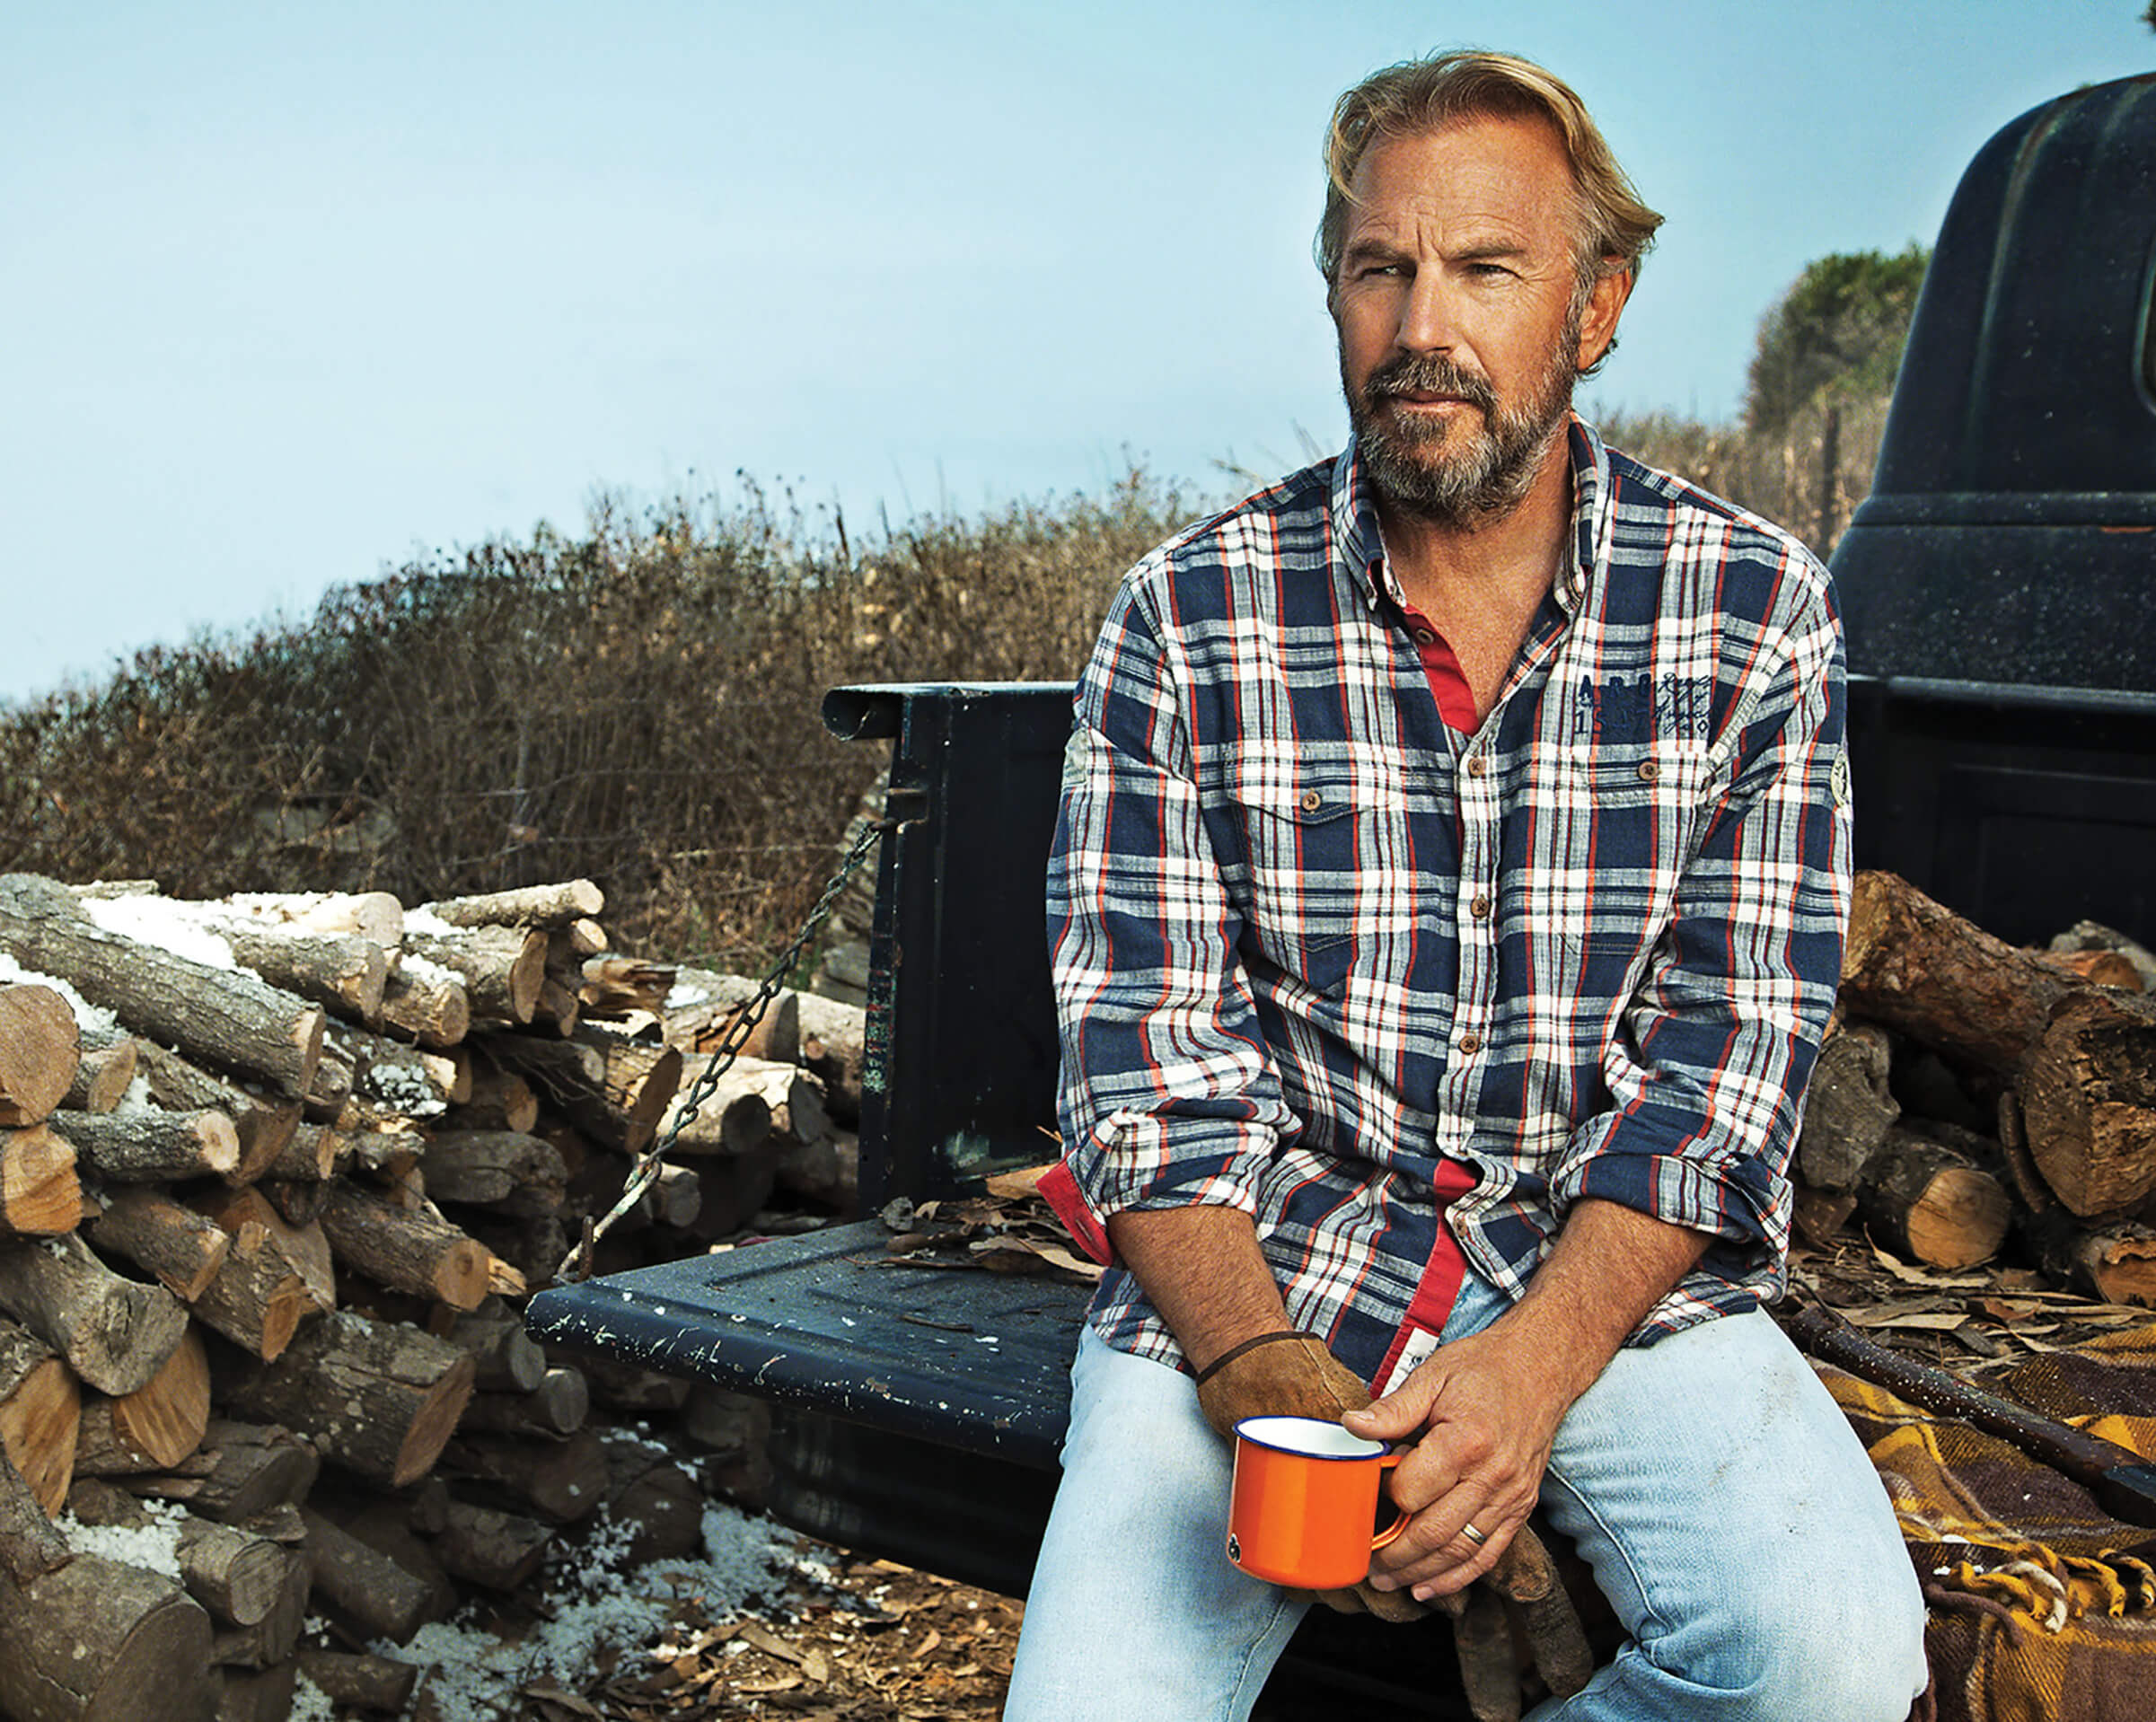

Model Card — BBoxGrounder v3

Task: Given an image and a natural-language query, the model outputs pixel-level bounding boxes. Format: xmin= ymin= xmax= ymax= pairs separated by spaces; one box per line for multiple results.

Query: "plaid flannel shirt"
xmin=1041 ymin=421 xmax=1852 ymax=1385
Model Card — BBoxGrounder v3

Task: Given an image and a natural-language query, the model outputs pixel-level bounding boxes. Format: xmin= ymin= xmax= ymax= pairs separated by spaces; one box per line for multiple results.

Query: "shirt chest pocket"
xmin=1221 ymin=757 xmax=1405 ymax=997
xmin=1516 ymin=742 xmax=1721 ymax=977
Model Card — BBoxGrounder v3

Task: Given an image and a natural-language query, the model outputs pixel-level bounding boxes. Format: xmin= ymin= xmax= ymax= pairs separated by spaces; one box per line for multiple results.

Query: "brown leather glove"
xmin=1192 ymin=1331 xmax=1427 ymax=1621
xmin=1444 ymin=1524 xmax=1595 ymax=1721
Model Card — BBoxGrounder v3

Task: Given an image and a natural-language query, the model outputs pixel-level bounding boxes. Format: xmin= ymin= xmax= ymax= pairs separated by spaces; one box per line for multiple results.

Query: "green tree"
xmin=1743 ymin=244 xmax=1930 ymax=439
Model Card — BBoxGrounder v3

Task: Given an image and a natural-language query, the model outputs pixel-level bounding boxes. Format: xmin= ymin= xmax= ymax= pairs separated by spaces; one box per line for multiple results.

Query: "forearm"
xmin=1105 ymin=1206 xmax=1291 ymax=1375
xmin=1491 ymin=1198 xmax=1711 ymax=1406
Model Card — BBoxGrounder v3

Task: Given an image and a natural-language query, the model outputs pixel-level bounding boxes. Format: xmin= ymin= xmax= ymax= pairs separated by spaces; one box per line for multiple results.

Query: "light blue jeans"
xmin=1004 ymin=1269 xmax=1929 ymax=1720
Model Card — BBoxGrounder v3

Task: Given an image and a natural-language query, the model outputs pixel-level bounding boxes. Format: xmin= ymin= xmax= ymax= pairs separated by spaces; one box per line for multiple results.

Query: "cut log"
xmin=55 ymin=1106 xmax=241 ymax=1183
xmin=129 ymin=1041 xmax=303 ymax=1183
xmin=1 ymin=1122 xmax=83 ymax=1238
xmin=2018 ymin=986 xmax=2156 ymax=1217
xmin=63 ymin=1028 xmax=137 ymax=1115
xmin=664 ymin=969 xmax=793 ymax=1064
xmin=577 ymin=953 xmax=675 ymax=1020
xmin=480 ymin=1028 xmax=682 ymax=1154
xmin=1855 ymin=1128 xmax=2014 ymax=1270
xmin=207 ymin=1546 xmax=307 ymax=1667
xmin=435 ymin=1497 xmax=554 ymax=1591
xmin=0 ymin=1232 xmax=189 ymax=1394
xmin=458 ymin=1366 xmax=589 ymax=1439
xmin=178 ymin=1511 xmax=295 ymax=1628
xmin=125 ymin=1419 xmax=319 ymax=1524
xmin=1840 ymin=870 xmax=2072 ymax=1070
xmin=376 ymin=959 xmax=470 ymax=1050
xmin=318 ymin=1181 xmax=491 ymax=1311
xmin=450 ymin=1063 xmax=539 ymax=1135
xmin=239 ymin=890 xmax=403 ymax=948
xmin=652 ymin=1056 xmax=776 ymax=1158
xmin=262 ymin=1122 xmax=340 ymax=1184
xmin=459 ymin=1212 xmax=568 ymax=1295
xmin=776 ymin=1130 xmax=856 ymax=1214
xmin=75 ymin=1323 xmax=209 ymax=1474
xmin=0 ymin=1550 xmax=217 ymax=1722
xmin=199 ymin=1187 xmax=335 ymax=1316
xmin=2038 ymin=947 xmax=2148 ymax=991
xmin=222 ymin=1310 xmax=474 ymax=1487
xmin=2024 ymin=1208 xmax=2156 ymax=1306
xmin=430 ymin=1302 xmax=546 ymax=1393
xmin=2 ymin=1445 xmax=72 ymax=1583
xmin=438 ymin=1424 xmax=607 ymax=1522
xmin=184 ymin=1188 xmax=331 ymax=1362
xmin=0 ymin=984 xmax=79 ymax=1127
xmin=0 ymin=872 xmax=325 ymax=1101
xmin=401 ymin=923 xmax=546 ymax=1026
xmin=219 ymin=927 xmax=387 ymax=1026
xmin=533 ymin=971 xmax=582 ymax=1035
xmin=579 ymin=1352 xmax=692 ymax=1412
xmin=295 ymin=1649 xmax=420 ymax=1714
xmin=216 ymin=1664 xmax=299 ymax=1721
xmin=303 ymin=1041 xmax=355 ymax=1124
xmin=299 ymin=1507 xmax=438 ymax=1643
xmin=420 ymin=1129 xmax=568 ymax=1217
xmin=790 ymin=991 xmax=868 ymax=1126
xmin=420 ymin=880 xmax=604 ymax=929
xmin=1 ymin=1318 xmax=80 ymax=1517
xmin=1796 ymin=1024 xmax=1898 ymax=1192
xmin=89 ymin=1188 xmax=231 ymax=1301
xmin=600 ymin=1434 xmax=705 ymax=1564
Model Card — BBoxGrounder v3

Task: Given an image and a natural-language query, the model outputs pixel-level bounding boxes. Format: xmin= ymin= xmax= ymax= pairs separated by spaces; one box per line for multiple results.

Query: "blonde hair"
xmin=1316 ymin=50 xmax=1663 ymax=306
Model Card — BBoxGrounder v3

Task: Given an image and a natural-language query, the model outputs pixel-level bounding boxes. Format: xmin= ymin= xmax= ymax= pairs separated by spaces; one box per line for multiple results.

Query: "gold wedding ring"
xmin=1459 ymin=1521 xmax=1488 ymax=1547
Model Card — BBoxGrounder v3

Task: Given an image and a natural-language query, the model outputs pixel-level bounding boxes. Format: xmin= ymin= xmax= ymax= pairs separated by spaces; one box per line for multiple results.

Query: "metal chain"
xmin=557 ymin=813 xmax=890 ymax=1283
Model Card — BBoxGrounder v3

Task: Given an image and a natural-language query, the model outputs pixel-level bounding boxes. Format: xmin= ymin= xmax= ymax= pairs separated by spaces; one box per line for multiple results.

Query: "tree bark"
xmin=0 ymin=1319 xmax=79 ymax=1519
xmin=0 ymin=873 xmax=324 ymax=1101
xmin=75 ymin=1323 xmax=209 ymax=1474
xmin=429 ymin=1302 xmax=545 ymax=1393
xmin=1795 ymin=1023 xmax=1898 ymax=1193
xmin=63 ymin=1028 xmax=137 ymax=1115
xmin=55 ymin=1107 xmax=241 ymax=1184
xmin=2019 ymin=986 xmax=2156 ymax=1217
xmin=421 ymin=880 xmax=604 ymax=929
xmin=1839 ymin=870 xmax=2070 ymax=1069
xmin=0 ymin=984 xmax=79 ymax=1127
xmin=1 ymin=1444 xmax=71 ymax=1584
xmin=125 ymin=1419 xmax=319 ymax=1524
xmin=434 ymin=1498 xmax=554 ymax=1591
xmin=377 ymin=960 xmax=471 ymax=1050
xmin=294 ymin=1650 xmax=419 ymax=1716
xmin=220 ymin=927 xmax=387 ymax=1027
xmin=221 ymin=1310 xmax=474 ymax=1487
xmin=419 ymin=1130 xmax=568 ymax=1217
xmin=0 ymin=1550 xmax=217 ymax=1722
xmin=2024 ymin=1208 xmax=2156 ymax=1307
xmin=449 ymin=1063 xmax=538 ymax=1134
xmin=401 ymin=924 xmax=547 ymax=1026
xmin=128 ymin=1042 xmax=303 ymax=1184
xmin=298 ymin=1507 xmax=437 ymax=1644
xmin=0 ymin=1233 xmax=189 ymax=1394
xmin=177 ymin=1511 xmax=295 ymax=1628
xmin=318 ymin=1181 xmax=491 ymax=1312
xmin=576 ymin=954 xmax=675 ymax=1021
xmin=0 ymin=1122 xmax=83 ymax=1238
xmin=480 ymin=1029 xmax=681 ymax=1155
xmin=457 ymin=1367 xmax=590 ymax=1440
xmin=89 ymin=1188 xmax=231 ymax=1301
xmin=437 ymin=1425 xmax=606 ymax=1522
xmin=243 ymin=890 xmax=403 ymax=948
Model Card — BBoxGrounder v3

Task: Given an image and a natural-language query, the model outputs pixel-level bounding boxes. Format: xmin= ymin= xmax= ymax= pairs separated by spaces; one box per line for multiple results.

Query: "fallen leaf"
xmin=909 ymin=1629 xmax=944 ymax=1660
xmin=1848 ymin=1309 xmax=1969 ymax=1331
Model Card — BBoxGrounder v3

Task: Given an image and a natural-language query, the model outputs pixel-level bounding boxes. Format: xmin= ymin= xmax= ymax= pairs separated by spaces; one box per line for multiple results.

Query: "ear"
xmin=1575 ymin=267 xmax=1632 ymax=372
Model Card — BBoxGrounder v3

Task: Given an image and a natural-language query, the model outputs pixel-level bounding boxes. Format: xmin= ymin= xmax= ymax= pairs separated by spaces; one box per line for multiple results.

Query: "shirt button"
xmin=1457 ymin=1032 xmax=1483 ymax=1055
xmin=1465 ymin=755 xmax=1490 ymax=778
xmin=1299 ymin=789 xmax=1323 ymax=813
xmin=1636 ymin=759 xmax=1660 ymax=784
xmin=1412 ymin=627 xmax=1437 ymax=646
xmin=1469 ymin=893 xmax=1492 ymax=919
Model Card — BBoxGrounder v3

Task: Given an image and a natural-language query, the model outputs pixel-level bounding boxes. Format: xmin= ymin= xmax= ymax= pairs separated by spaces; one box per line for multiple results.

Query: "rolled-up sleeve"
xmin=1040 ymin=577 xmax=1296 ymax=1263
xmin=1544 ymin=569 xmax=1852 ymax=1280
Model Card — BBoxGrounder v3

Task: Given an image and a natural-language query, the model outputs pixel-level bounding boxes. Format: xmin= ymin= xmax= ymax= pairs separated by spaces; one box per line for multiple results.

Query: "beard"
xmin=1344 ymin=314 xmax=1582 ymax=528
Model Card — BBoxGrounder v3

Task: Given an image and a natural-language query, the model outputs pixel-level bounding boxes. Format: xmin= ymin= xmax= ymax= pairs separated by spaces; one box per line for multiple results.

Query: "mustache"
xmin=1364 ymin=354 xmax=1498 ymax=413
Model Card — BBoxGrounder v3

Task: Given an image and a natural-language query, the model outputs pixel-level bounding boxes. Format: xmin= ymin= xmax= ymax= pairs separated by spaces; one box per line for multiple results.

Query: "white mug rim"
xmin=1233 ymin=1414 xmax=1386 ymax=1461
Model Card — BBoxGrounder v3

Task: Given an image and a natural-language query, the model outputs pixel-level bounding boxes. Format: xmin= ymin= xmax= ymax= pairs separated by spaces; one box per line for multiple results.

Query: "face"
xmin=1330 ymin=114 xmax=1626 ymax=526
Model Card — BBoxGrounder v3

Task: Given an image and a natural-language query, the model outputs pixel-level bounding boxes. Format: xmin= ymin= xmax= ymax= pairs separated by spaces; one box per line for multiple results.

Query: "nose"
xmin=1394 ymin=270 xmax=1458 ymax=356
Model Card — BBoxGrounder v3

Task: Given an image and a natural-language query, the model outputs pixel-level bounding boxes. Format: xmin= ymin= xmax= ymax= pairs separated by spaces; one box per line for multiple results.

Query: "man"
xmin=1006 ymin=48 xmax=1929 ymax=1722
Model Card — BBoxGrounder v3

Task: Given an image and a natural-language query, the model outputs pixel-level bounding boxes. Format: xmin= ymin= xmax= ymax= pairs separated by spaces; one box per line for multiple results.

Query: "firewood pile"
xmin=0 ymin=871 xmax=866 ymax=1722
xmin=1791 ymin=870 xmax=2156 ymax=1322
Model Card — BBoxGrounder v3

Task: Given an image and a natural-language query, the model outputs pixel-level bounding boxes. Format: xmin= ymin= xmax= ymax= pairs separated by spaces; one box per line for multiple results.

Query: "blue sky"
xmin=3 ymin=1 xmax=2149 ymax=704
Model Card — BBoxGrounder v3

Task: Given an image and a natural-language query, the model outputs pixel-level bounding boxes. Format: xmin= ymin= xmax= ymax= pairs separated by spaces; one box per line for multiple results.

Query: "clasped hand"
xmin=1343 ymin=1322 xmax=1568 ymax=1603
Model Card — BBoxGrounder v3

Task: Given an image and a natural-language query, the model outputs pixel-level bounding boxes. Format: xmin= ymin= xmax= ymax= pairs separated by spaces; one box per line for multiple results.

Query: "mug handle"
xmin=1371 ymin=1450 xmax=1410 ymax=1550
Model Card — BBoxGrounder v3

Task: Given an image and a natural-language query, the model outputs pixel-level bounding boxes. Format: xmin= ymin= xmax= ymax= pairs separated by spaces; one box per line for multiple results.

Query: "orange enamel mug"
xmin=1226 ymin=1415 xmax=1409 ymax=1588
